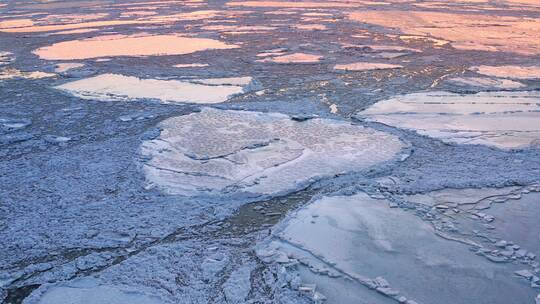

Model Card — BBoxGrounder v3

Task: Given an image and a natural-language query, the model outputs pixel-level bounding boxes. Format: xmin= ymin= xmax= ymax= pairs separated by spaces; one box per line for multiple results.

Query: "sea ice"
xmin=447 ymin=77 xmax=525 ymax=89
xmin=140 ymin=108 xmax=405 ymax=197
xmin=54 ymin=63 xmax=85 ymax=73
xmin=357 ymin=91 xmax=540 ymax=149
xmin=471 ymin=65 xmax=540 ymax=80
xmin=259 ymin=193 xmax=537 ymax=304
xmin=334 ymin=62 xmax=403 ymax=71
xmin=258 ymin=53 xmax=322 ymax=64
xmin=33 ymin=34 xmax=238 ymax=60
xmin=0 ymin=68 xmax=55 ymax=80
xmin=26 ymin=277 xmax=163 ymax=304
xmin=54 ymin=74 xmax=252 ymax=104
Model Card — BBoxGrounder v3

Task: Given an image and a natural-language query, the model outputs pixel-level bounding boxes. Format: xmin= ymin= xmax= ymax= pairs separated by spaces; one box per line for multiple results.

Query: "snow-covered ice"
xmin=141 ymin=108 xmax=405 ymax=197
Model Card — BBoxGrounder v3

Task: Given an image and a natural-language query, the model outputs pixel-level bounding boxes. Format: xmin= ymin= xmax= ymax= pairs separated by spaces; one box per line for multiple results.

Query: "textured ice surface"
xmin=357 ymin=91 xmax=540 ymax=149
xmin=27 ymin=277 xmax=163 ymax=304
xmin=55 ymin=74 xmax=250 ymax=104
xmin=447 ymin=77 xmax=525 ymax=89
xmin=260 ymin=193 xmax=536 ymax=304
xmin=34 ymin=34 xmax=238 ymax=60
xmin=141 ymin=108 xmax=405 ymax=197
xmin=471 ymin=65 xmax=540 ymax=80
xmin=334 ymin=62 xmax=403 ymax=71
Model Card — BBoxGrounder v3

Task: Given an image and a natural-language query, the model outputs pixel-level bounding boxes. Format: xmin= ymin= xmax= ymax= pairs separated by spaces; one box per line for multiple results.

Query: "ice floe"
xmin=258 ymin=53 xmax=322 ymax=64
xmin=258 ymin=192 xmax=537 ymax=304
xmin=54 ymin=74 xmax=254 ymax=104
xmin=33 ymin=34 xmax=238 ymax=60
xmin=447 ymin=77 xmax=525 ymax=89
xmin=349 ymin=10 xmax=540 ymax=55
xmin=173 ymin=63 xmax=209 ymax=68
xmin=357 ymin=91 xmax=540 ymax=149
xmin=140 ymin=108 xmax=405 ymax=197
xmin=471 ymin=65 xmax=540 ymax=80
xmin=334 ymin=62 xmax=403 ymax=71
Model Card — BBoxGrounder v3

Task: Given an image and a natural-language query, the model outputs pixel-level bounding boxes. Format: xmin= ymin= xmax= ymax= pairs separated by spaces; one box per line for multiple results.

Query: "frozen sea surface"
xmin=1 ymin=0 xmax=540 ymax=303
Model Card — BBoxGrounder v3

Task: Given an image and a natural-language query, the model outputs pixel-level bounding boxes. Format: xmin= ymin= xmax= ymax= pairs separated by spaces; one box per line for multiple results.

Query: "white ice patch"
xmin=28 ymin=277 xmax=164 ymax=304
xmin=258 ymin=193 xmax=535 ymax=304
xmin=54 ymin=62 xmax=85 ymax=73
xmin=471 ymin=65 xmax=540 ymax=80
xmin=54 ymin=74 xmax=252 ymax=104
xmin=258 ymin=53 xmax=322 ymax=63
xmin=334 ymin=62 xmax=403 ymax=71
xmin=447 ymin=77 xmax=525 ymax=89
xmin=357 ymin=91 xmax=540 ymax=149
xmin=173 ymin=63 xmax=209 ymax=68
xmin=140 ymin=108 xmax=404 ymax=197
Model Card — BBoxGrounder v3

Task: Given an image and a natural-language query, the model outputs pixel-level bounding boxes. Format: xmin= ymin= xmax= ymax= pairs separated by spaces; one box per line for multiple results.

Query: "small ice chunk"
xmin=334 ymin=62 xmax=403 ymax=71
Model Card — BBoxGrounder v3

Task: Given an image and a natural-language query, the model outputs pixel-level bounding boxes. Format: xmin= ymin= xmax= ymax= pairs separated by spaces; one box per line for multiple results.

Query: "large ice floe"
xmin=54 ymin=74 xmax=257 ymax=104
xmin=257 ymin=192 xmax=538 ymax=304
xmin=140 ymin=108 xmax=406 ymax=198
xmin=356 ymin=91 xmax=540 ymax=149
xmin=33 ymin=34 xmax=238 ymax=60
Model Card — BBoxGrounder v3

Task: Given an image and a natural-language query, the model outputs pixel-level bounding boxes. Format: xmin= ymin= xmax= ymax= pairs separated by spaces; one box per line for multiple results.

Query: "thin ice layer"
xmin=140 ymin=108 xmax=405 ymax=197
xmin=357 ymin=91 xmax=540 ymax=149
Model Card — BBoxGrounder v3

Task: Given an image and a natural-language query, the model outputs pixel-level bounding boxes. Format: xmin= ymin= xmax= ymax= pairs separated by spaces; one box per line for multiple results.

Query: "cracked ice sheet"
xmin=357 ymin=91 xmax=540 ymax=149
xmin=261 ymin=193 xmax=536 ymax=304
xmin=141 ymin=108 xmax=405 ymax=197
xmin=54 ymin=74 xmax=251 ymax=104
